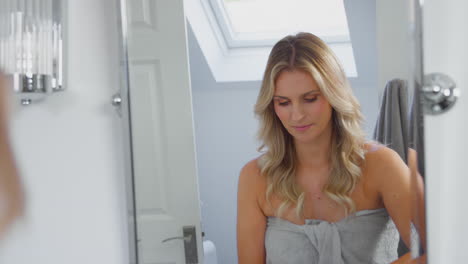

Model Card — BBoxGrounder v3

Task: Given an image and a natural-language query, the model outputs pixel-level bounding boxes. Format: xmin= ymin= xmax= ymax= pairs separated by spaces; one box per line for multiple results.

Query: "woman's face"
xmin=273 ymin=69 xmax=333 ymax=144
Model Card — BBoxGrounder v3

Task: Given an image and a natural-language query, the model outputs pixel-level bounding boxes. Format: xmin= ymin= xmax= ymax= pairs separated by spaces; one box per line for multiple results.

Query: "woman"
xmin=237 ymin=33 xmax=423 ymax=263
xmin=0 ymin=71 xmax=24 ymax=238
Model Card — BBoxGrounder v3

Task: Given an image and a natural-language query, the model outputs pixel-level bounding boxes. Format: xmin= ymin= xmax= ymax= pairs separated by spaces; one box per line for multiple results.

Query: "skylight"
xmin=185 ymin=0 xmax=359 ymax=82
xmin=214 ymin=0 xmax=351 ymax=47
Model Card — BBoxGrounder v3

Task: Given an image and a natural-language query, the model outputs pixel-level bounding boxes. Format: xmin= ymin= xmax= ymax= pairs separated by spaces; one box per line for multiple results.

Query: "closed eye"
xmin=278 ymin=101 xmax=290 ymax=106
xmin=305 ymin=97 xmax=318 ymax=103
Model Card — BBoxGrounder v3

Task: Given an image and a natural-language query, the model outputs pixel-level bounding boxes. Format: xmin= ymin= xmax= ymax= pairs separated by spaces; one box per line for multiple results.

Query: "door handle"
xmin=422 ymin=73 xmax=460 ymax=115
xmin=111 ymin=93 xmax=122 ymax=117
xmin=161 ymin=226 xmax=199 ymax=264
xmin=162 ymin=234 xmax=192 ymax=243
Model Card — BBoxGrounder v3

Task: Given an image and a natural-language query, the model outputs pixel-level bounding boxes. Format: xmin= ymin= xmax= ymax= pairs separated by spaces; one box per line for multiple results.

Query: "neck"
xmin=294 ymin=125 xmax=333 ymax=169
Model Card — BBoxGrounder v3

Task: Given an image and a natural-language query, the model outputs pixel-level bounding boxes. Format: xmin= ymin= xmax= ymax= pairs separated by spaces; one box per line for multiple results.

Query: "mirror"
xmin=118 ymin=0 xmax=427 ymax=263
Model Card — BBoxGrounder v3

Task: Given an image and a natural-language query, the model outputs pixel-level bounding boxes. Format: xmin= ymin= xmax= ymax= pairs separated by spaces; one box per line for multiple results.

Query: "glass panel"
xmin=222 ymin=0 xmax=350 ymax=41
xmin=0 ymin=0 xmax=56 ymax=75
xmin=0 ymin=0 xmax=64 ymax=104
xmin=407 ymin=0 xmax=426 ymax=260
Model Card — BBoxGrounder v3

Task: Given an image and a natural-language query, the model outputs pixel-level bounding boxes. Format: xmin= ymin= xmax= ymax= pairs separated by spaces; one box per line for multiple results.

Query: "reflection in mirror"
xmin=119 ymin=0 xmax=426 ymax=263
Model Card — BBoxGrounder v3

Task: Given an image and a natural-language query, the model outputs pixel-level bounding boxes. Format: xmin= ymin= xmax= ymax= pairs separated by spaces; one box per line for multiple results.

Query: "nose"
xmin=291 ymin=104 xmax=305 ymax=122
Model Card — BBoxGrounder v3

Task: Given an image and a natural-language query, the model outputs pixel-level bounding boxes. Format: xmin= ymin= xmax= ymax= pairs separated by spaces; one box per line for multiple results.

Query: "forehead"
xmin=274 ymin=69 xmax=320 ymax=96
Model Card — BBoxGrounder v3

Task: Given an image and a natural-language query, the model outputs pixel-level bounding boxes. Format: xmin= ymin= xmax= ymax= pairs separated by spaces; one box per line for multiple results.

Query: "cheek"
xmin=307 ymin=100 xmax=332 ymax=118
xmin=310 ymin=100 xmax=331 ymax=115
xmin=318 ymin=101 xmax=333 ymax=120
xmin=273 ymin=105 xmax=288 ymax=123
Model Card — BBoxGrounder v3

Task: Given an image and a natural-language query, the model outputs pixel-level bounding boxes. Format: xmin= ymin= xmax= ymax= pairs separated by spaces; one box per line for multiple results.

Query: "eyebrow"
xmin=273 ymin=90 xmax=321 ymax=100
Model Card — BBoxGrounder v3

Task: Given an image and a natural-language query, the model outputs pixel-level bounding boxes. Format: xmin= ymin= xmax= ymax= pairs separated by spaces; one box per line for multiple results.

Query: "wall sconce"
xmin=0 ymin=0 xmax=65 ymax=105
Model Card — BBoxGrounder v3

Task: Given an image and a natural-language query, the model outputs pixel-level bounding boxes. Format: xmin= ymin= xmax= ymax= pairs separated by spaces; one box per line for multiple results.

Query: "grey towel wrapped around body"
xmin=265 ymin=208 xmax=399 ymax=264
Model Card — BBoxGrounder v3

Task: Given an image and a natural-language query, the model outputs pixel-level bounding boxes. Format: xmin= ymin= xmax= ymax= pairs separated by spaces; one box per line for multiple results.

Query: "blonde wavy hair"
xmin=255 ymin=32 xmax=367 ymax=218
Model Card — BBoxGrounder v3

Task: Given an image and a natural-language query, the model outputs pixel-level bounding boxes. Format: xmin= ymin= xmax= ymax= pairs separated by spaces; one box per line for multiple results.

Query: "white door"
xmin=124 ymin=0 xmax=203 ymax=263
xmin=423 ymin=0 xmax=468 ymax=262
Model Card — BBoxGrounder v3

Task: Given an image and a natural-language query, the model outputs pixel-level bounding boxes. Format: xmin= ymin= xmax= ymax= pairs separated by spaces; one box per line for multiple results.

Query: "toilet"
xmin=203 ymin=240 xmax=218 ymax=264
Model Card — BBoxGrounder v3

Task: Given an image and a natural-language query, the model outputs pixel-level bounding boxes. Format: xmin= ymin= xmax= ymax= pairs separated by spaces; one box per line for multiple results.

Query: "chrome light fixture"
xmin=0 ymin=0 xmax=65 ymax=105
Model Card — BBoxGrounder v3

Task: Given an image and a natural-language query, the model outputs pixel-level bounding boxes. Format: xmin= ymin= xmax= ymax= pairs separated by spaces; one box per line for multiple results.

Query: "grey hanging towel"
xmin=373 ymin=79 xmax=409 ymax=163
xmin=409 ymin=82 xmax=426 ymax=177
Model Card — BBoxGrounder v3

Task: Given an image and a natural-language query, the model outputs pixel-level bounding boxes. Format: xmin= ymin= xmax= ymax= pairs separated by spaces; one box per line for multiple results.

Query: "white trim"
xmin=207 ymin=0 xmax=236 ymax=47
xmin=185 ymin=0 xmax=357 ymax=82
xmin=227 ymin=35 xmax=351 ymax=49
xmin=208 ymin=0 xmax=352 ymax=49
xmin=199 ymin=0 xmax=229 ymax=53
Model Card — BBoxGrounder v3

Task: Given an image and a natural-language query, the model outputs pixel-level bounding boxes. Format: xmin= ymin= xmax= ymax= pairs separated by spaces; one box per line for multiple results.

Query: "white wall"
xmin=376 ymin=0 xmax=411 ymax=97
xmin=0 ymin=1 xmax=129 ymax=263
xmin=424 ymin=0 xmax=468 ymax=262
xmin=345 ymin=0 xmax=379 ymax=135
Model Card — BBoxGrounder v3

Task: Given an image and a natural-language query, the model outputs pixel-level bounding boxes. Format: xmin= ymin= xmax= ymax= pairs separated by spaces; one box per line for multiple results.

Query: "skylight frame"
xmin=185 ymin=0 xmax=358 ymax=82
xmin=207 ymin=0 xmax=352 ymax=49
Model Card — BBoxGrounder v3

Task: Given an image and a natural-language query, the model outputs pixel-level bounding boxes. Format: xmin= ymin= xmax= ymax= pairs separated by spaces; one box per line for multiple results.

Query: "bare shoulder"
xmin=238 ymin=157 xmax=269 ymax=205
xmin=238 ymin=157 xmax=267 ymax=191
xmin=363 ymin=144 xmax=413 ymax=246
xmin=364 ymin=143 xmax=407 ymax=171
xmin=363 ymin=143 xmax=410 ymax=191
xmin=240 ymin=158 xmax=261 ymax=175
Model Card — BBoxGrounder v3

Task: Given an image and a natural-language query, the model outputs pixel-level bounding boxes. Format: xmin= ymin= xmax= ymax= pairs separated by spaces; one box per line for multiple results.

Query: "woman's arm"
xmin=408 ymin=148 xmax=426 ymax=250
xmin=0 ymin=72 xmax=24 ymax=238
xmin=370 ymin=147 xmax=425 ymax=262
xmin=389 ymin=148 xmax=427 ymax=264
xmin=391 ymin=252 xmax=426 ymax=264
xmin=237 ymin=160 xmax=267 ymax=264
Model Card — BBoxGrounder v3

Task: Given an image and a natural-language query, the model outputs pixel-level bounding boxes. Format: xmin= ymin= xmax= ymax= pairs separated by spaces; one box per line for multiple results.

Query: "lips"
xmin=292 ymin=124 xmax=313 ymax=132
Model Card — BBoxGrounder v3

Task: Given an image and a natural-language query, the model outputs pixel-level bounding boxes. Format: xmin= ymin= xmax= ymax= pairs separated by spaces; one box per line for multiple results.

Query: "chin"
xmin=291 ymin=133 xmax=317 ymax=144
